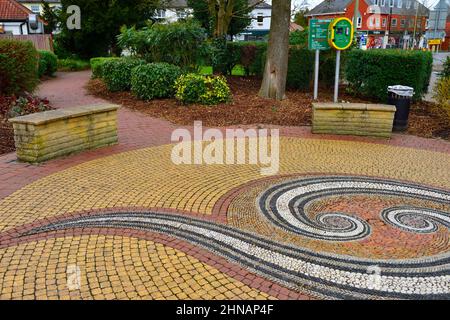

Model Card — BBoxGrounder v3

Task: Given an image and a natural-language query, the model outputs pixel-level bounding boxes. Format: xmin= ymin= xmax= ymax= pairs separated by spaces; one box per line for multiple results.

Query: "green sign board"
xmin=308 ymin=19 xmax=332 ymax=51
xmin=328 ymin=18 xmax=354 ymax=50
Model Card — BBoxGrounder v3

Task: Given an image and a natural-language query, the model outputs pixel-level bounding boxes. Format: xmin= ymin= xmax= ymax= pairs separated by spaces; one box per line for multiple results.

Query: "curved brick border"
xmin=0 ymin=207 xmax=315 ymax=301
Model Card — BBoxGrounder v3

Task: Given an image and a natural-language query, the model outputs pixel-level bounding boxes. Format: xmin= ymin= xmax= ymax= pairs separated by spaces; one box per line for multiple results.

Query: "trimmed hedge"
xmin=57 ymin=59 xmax=90 ymax=71
xmin=175 ymin=74 xmax=232 ymax=105
xmin=102 ymin=58 xmax=145 ymax=92
xmin=131 ymin=63 xmax=182 ymax=100
xmin=38 ymin=51 xmax=58 ymax=78
xmin=90 ymin=57 xmax=120 ymax=79
xmin=219 ymin=42 xmax=339 ymax=89
xmin=344 ymin=49 xmax=433 ymax=101
xmin=0 ymin=40 xmax=39 ymax=95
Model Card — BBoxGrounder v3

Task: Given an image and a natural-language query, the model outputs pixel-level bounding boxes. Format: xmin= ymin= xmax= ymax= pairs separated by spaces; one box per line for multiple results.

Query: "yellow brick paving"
xmin=0 ymin=137 xmax=449 ymax=300
xmin=0 ymin=235 xmax=274 ymax=300
xmin=0 ymin=137 xmax=449 ymax=233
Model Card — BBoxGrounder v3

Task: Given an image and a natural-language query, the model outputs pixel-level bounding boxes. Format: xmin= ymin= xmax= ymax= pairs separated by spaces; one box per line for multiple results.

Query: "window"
xmin=397 ymin=0 xmax=403 ymax=8
xmin=374 ymin=0 xmax=379 ymax=5
xmin=357 ymin=17 xmax=362 ymax=28
xmin=30 ymin=5 xmax=40 ymax=13
xmin=155 ymin=9 xmax=166 ymax=19
xmin=400 ymin=19 xmax=405 ymax=27
xmin=176 ymin=9 xmax=187 ymax=19
xmin=381 ymin=0 xmax=386 ymax=6
xmin=389 ymin=0 xmax=394 ymax=7
xmin=391 ymin=18 xmax=397 ymax=27
xmin=382 ymin=18 xmax=387 ymax=27
xmin=257 ymin=13 xmax=264 ymax=25
xmin=406 ymin=1 xmax=411 ymax=9
xmin=409 ymin=19 xmax=414 ymax=27
xmin=414 ymin=1 xmax=418 ymax=9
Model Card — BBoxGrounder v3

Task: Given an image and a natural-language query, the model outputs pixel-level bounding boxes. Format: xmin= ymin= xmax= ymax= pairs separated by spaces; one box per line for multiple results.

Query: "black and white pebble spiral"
xmin=258 ymin=176 xmax=450 ymax=241
xmin=22 ymin=211 xmax=450 ymax=300
xmin=382 ymin=207 xmax=450 ymax=234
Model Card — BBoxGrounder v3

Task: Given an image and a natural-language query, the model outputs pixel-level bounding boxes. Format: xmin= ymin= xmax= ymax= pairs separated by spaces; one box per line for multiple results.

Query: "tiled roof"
xmin=0 ymin=0 xmax=33 ymax=20
xmin=308 ymin=0 xmax=429 ymax=16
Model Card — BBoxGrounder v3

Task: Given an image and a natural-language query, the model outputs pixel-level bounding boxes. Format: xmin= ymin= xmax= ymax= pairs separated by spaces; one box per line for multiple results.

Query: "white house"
xmin=0 ymin=0 xmax=44 ymax=35
xmin=160 ymin=0 xmax=272 ymax=41
xmin=157 ymin=0 xmax=193 ymax=22
xmin=17 ymin=0 xmax=61 ymax=15
xmin=235 ymin=0 xmax=272 ymax=41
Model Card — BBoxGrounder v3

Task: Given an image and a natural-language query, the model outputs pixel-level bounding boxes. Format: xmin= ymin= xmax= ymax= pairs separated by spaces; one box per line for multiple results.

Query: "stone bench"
xmin=312 ymin=103 xmax=396 ymax=138
xmin=9 ymin=104 xmax=119 ymax=163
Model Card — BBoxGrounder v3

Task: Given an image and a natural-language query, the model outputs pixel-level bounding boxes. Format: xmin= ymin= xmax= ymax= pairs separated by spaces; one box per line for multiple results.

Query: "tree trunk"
xmin=259 ymin=0 xmax=291 ymax=100
xmin=209 ymin=0 xmax=235 ymax=38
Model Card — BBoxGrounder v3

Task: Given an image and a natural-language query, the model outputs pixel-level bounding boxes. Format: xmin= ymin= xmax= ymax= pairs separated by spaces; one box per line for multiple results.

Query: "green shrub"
xmin=38 ymin=51 xmax=57 ymax=77
xmin=131 ymin=63 xmax=182 ymax=100
xmin=344 ymin=49 xmax=432 ymax=101
xmin=287 ymin=47 xmax=314 ymax=90
xmin=0 ymin=40 xmax=39 ymax=95
xmin=175 ymin=74 xmax=231 ymax=105
xmin=289 ymin=29 xmax=308 ymax=46
xmin=434 ymin=77 xmax=450 ymax=116
xmin=57 ymin=59 xmax=90 ymax=71
xmin=118 ymin=21 xmax=207 ymax=71
xmin=102 ymin=58 xmax=145 ymax=92
xmin=90 ymin=57 xmax=120 ymax=79
xmin=37 ymin=56 xmax=47 ymax=78
xmin=210 ymin=38 xmax=241 ymax=75
xmin=442 ymin=56 xmax=450 ymax=78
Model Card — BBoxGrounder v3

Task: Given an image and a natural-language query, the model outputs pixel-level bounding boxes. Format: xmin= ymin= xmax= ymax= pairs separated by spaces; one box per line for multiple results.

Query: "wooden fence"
xmin=0 ymin=34 xmax=53 ymax=51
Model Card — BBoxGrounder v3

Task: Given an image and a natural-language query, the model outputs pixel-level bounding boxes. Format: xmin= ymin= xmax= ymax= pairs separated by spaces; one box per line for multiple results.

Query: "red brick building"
xmin=306 ymin=0 xmax=429 ymax=49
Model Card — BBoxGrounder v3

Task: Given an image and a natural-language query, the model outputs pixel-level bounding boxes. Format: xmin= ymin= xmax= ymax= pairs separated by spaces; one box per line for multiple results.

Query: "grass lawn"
xmin=199 ymin=65 xmax=246 ymax=76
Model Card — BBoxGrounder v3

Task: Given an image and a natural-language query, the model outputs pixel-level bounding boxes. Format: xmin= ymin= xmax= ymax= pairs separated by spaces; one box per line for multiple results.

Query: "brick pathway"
xmin=0 ymin=71 xmax=449 ymax=300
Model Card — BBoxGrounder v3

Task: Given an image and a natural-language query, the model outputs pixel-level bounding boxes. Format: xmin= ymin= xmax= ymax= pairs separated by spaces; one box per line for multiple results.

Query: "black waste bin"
xmin=387 ymin=85 xmax=414 ymax=132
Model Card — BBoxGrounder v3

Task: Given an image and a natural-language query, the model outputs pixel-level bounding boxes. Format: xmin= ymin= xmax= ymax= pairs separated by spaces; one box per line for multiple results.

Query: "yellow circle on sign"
xmin=328 ymin=17 xmax=354 ymax=51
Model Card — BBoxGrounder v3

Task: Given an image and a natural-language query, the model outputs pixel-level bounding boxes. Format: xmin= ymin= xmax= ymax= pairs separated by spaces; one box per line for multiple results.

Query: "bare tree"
xmin=259 ymin=0 xmax=292 ymax=100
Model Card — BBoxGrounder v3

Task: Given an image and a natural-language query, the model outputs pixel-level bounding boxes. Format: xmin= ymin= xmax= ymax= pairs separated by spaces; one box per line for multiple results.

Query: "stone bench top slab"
xmin=313 ymin=103 xmax=396 ymax=112
xmin=9 ymin=104 xmax=120 ymax=125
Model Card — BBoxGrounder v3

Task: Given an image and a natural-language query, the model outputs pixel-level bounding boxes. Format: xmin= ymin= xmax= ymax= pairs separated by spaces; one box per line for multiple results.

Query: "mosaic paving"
xmin=0 ymin=137 xmax=449 ymax=300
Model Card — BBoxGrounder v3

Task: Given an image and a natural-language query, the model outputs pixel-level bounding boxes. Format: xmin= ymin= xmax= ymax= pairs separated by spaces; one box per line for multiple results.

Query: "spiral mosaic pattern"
xmin=21 ymin=211 xmax=450 ymax=300
xmin=258 ymin=176 xmax=450 ymax=241
xmin=381 ymin=207 xmax=450 ymax=234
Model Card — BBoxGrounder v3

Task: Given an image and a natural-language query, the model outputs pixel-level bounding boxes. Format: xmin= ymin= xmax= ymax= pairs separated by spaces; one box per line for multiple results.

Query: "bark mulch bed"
xmin=87 ymin=76 xmax=450 ymax=141
xmin=0 ymin=116 xmax=15 ymax=155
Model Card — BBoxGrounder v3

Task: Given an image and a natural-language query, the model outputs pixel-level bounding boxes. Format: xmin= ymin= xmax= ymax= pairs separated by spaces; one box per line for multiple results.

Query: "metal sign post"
xmin=328 ymin=17 xmax=354 ymax=104
xmin=314 ymin=50 xmax=319 ymax=100
xmin=334 ymin=50 xmax=341 ymax=103
xmin=309 ymin=19 xmax=332 ymax=100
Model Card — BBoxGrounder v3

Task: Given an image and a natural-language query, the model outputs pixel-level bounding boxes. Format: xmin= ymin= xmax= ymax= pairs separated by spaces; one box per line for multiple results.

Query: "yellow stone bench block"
xmin=312 ymin=103 xmax=396 ymax=138
xmin=9 ymin=104 xmax=120 ymax=163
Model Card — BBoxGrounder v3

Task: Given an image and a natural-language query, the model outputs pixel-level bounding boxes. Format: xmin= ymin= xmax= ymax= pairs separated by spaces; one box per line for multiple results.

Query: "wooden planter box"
xmin=9 ymin=104 xmax=119 ymax=163
xmin=312 ymin=103 xmax=396 ymax=138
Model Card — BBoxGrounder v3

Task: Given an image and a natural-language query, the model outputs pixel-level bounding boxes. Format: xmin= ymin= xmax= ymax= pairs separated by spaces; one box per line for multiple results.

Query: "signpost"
xmin=308 ymin=17 xmax=354 ymax=102
xmin=328 ymin=17 xmax=354 ymax=103
xmin=309 ymin=19 xmax=332 ymax=100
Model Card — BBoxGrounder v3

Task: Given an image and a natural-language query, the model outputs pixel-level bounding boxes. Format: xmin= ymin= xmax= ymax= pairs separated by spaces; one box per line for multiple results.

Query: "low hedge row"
xmin=102 ymin=58 xmax=145 ymax=92
xmin=38 ymin=51 xmax=57 ymax=78
xmin=90 ymin=57 xmax=120 ymax=79
xmin=131 ymin=63 xmax=182 ymax=100
xmin=216 ymin=42 xmax=340 ymax=90
xmin=0 ymin=39 xmax=39 ymax=95
xmin=345 ymin=49 xmax=433 ymax=101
